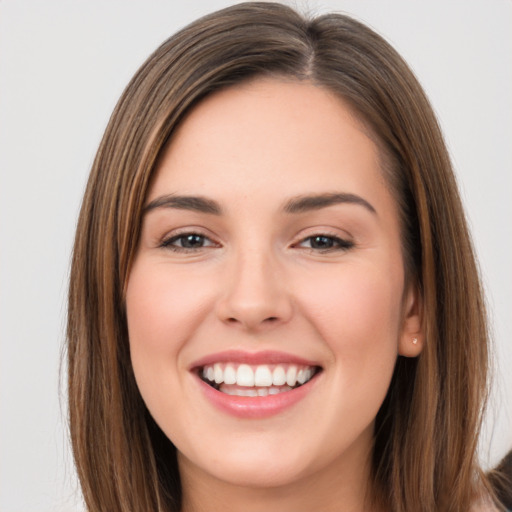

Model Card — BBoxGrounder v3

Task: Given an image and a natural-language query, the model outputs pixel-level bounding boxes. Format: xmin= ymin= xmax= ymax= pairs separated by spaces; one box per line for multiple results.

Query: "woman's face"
xmin=126 ymin=78 xmax=422 ymax=491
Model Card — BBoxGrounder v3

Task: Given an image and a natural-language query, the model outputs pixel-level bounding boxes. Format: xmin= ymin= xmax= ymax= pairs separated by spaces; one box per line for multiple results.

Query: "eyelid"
xmin=291 ymin=229 xmax=355 ymax=253
xmin=158 ymin=227 xmax=221 ymax=251
xmin=298 ymin=235 xmax=353 ymax=250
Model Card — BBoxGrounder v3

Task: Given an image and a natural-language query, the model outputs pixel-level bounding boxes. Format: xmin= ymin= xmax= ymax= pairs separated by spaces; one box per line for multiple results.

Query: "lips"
xmin=190 ymin=351 xmax=322 ymax=417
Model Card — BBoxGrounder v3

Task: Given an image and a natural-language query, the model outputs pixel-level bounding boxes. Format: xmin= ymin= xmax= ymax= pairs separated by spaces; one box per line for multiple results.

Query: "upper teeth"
xmin=202 ymin=363 xmax=315 ymax=388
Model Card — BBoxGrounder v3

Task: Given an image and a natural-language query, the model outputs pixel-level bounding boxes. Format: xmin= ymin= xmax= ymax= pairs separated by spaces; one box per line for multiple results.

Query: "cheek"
xmin=297 ymin=261 xmax=404 ymax=387
xmin=125 ymin=260 xmax=219 ymax=421
xmin=302 ymin=262 xmax=403 ymax=334
xmin=125 ymin=260 xmax=221 ymax=437
xmin=126 ymin=261 xmax=214 ymax=358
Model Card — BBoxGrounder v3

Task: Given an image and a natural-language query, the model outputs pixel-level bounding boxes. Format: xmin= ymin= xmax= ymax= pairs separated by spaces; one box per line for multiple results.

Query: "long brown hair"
xmin=67 ymin=3 xmax=495 ymax=510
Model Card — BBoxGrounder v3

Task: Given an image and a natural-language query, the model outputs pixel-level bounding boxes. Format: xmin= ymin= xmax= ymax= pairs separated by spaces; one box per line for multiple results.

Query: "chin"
xmin=179 ymin=442 xmax=314 ymax=489
xmin=221 ymin=467 xmax=301 ymax=488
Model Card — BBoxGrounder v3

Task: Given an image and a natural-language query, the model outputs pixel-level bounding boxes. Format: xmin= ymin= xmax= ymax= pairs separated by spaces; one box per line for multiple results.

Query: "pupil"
xmin=311 ymin=236 xmax=333 ymax=249
xmin=183 ymin=234 xmax=203 ymax=248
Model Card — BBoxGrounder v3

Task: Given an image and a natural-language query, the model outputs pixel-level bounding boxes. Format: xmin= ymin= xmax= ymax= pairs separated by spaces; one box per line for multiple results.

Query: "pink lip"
xmin=190 ymin=350 xmax=322 ymax=419
xmin=196 ymin=375 xmax=320 ymax=419
xmin=189 ymin=350 xmax=320 ymax=369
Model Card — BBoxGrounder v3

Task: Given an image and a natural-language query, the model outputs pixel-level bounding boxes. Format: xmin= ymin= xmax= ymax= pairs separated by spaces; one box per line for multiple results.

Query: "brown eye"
xmin=310 ymin=236 xmax=335 ymax=249
xmin=298 ymin=235 xmax=354 ymax=252
xmin=178 ymin=234 xmax=207 ymax=248
xmin=161 ymin=233 xmax=217 ymax=251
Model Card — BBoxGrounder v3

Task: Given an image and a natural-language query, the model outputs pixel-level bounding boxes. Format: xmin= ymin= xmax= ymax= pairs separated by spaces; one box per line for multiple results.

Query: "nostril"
xmin=224 ymin=315 xmax=279 ymax=327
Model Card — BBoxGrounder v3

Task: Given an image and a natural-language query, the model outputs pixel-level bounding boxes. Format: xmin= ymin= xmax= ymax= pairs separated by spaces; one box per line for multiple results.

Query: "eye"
xmin=297 ymin=234 xmax=354 ymax=252
xmin=160 ymin=232 xmax=218 ymax=252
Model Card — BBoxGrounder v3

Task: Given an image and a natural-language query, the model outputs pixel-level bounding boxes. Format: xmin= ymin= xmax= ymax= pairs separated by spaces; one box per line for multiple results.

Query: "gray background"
xmin=1 ymin=1 xmax=510 ymax=510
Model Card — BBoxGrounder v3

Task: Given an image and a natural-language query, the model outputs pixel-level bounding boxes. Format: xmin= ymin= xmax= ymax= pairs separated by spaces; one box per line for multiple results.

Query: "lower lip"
xmin=195 ymin=374 xmax=320 ymax=419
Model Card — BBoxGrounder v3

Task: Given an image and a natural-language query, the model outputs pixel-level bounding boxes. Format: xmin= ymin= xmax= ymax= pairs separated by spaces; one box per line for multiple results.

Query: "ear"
xmin=398 ymin=281 xmax=423 ymax=357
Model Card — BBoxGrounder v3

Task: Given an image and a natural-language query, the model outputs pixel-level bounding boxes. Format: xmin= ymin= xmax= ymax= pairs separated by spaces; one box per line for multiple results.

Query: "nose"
xmin=215 ymin=249 xmax=293 ymax=332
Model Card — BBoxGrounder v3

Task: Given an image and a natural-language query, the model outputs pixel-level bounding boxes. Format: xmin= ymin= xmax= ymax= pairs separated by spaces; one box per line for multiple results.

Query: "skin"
xmin=126 ymin=78 xmax=423 ymax=512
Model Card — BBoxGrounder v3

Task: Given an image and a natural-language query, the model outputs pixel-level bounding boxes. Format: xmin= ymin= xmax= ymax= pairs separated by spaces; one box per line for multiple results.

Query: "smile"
xmin=191 ymin=351 xmax=323 ymax=418
xmin=200 ymin=363 xmax=318 ymax=396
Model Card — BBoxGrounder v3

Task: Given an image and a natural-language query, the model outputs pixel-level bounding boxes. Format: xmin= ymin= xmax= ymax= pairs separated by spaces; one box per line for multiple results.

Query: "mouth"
xmin=190 ymin=350 xmax=323 ymax=418
xmin=197 ymin=362 xmax=321 ymax=397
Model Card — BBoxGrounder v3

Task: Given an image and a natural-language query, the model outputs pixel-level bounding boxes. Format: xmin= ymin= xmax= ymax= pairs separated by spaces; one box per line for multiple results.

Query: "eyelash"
xmin=160 ymin=232 xmax=218 ymax=252
xmin=160 ymin=231 xmax=354 ymax=254
xmin=295 ymin=234 xmax=354 ymax=253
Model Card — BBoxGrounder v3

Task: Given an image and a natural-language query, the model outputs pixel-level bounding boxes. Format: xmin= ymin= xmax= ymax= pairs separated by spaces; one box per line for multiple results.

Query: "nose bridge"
xmin=217 ymin=239 xmax=292 ymax=330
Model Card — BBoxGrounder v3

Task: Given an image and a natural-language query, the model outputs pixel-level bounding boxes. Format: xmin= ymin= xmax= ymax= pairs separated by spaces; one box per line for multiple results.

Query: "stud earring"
xmin=412 ymin=337 xmax=418 ymax=345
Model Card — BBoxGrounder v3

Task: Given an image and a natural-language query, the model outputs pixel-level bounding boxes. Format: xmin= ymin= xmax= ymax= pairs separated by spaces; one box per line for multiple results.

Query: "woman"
xmin=67 ymin=2 xmax=505 ymax=510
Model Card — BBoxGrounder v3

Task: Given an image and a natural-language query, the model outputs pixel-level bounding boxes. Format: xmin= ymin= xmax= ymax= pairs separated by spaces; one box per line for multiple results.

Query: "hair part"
xmin=67 ymin=3 xmax=495 ymax=510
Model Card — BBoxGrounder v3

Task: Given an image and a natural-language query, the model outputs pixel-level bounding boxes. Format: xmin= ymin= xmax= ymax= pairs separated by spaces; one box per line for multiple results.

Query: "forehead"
xmin=148 ymin=78 xmax=390 ymax=212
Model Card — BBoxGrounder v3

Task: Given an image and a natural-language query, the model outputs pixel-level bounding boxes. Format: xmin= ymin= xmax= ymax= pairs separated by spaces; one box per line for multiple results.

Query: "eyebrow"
xmin=284 ymin=193 xmax=376 ymax=215
xmin=143 ymin=192 xmax=376 ymax=216
xmin=144 ymin=194 xmax=222 ymax=215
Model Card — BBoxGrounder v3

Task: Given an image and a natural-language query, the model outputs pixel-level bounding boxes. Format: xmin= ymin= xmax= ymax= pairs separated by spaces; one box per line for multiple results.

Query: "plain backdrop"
xmin=0 ymin=1 xmax=510 ymax=510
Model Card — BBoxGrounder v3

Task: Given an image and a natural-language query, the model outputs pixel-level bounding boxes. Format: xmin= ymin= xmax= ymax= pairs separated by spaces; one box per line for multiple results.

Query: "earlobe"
xmin=398 ymin=282 xmax=423 ymax=358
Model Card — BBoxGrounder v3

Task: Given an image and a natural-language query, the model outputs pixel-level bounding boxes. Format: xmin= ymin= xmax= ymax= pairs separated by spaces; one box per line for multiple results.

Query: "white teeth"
xmin=214 ymin=363 xmax=223 ymax=384
xmin=224 ymin=364 xmax=236 ymax=385
xmin=236 ymin=364 xmax=254 ymax=387
xmin=286 ymin=365 xmax=297 ymax=386
xmin=201 ymin=362 xmax=317 ymax=390
xmin=269 ymin=386 xmax=293 ymax=395
xmin=233 ymin=388 xmax=258 ymax=397
xmin=221 ymin=385 xmax=292 ymax=397
xmin=254 ymin=365 xmax=273 ymax=386
xmin=272 ymin=365 xmax=287 ymax=386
